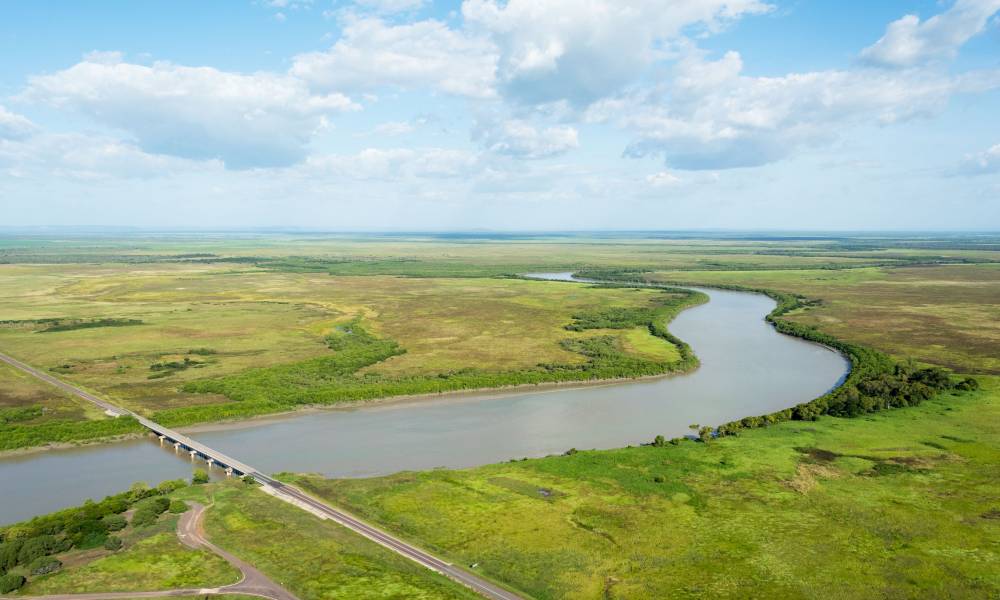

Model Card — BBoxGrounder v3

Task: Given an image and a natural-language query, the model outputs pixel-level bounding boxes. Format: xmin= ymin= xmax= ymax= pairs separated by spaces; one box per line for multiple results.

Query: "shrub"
xmin=18 ymin=535 xmax=59 ymax=564
xmin=29 ymin=555 xmax=62 ymax=575
xmin=0 ymin=573 xmax=25 ymax=594
xmin=103 ymin=536 xmax=123 ymax=551
xmin=0 ymin=541 xmax=22 ymax=571
xmin=157 ymin=479 xmax=187 ymax=494
xmin=102 ymin=514 xmax=127 ymax=532
xmin=241 ymin=474 xmax=257 ymax=485
xmin=169 ymin=500 xmax=188 ymax=514
xmin=653 ymin=475 xmax=665 ymax=483
xmin=192 ymin=469 xmax=209 ymax=484
xmin=130 ymin=508 xmax=158 ymax=528
xmin=652 ymin=435 xmax=666 ymax=447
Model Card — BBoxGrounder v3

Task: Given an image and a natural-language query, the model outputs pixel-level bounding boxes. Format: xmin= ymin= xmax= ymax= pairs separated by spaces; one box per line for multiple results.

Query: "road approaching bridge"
xmin=0 ymin=350 xmax=523 ymax=600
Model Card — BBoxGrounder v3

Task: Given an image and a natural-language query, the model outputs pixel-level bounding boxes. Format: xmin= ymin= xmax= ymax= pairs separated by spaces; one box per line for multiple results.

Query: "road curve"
xmin=0 ymin=349 xmax=524 ymax=600
xmin=0 ymin=502 xmax=293 ymax=600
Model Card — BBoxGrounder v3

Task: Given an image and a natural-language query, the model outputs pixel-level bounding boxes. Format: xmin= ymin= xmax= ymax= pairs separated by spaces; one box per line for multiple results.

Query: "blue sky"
xmin=1 ymin=0 xmax=999 ymax=230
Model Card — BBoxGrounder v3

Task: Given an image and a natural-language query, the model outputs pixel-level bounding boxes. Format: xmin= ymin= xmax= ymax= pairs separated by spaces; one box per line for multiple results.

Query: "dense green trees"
xmin=0 ymin=478 xmax=189 ymax=583
xmin=0 ymin=573 xmax=25 ymax=593
xmin=0 ymin=416 xmax=143 ymax=452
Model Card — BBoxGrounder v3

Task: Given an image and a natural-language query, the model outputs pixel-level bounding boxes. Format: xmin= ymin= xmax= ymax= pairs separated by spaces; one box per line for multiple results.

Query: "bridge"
xmin=0 ymin=350 xmax=522 ymax=600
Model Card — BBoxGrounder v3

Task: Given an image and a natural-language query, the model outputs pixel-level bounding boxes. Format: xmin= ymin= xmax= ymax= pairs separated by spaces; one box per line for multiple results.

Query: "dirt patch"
xmin=787 ymin=463 xmax=842 ymax=494
xmin=794 ymin=447 xmax=841 ymax=462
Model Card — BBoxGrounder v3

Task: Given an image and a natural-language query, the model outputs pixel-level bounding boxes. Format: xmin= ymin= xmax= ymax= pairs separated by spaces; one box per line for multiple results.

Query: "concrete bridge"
xmin=0 ymin=349 xmax=522 ymax=600
xmin=141 ymin=416 xmax=253 ymax=478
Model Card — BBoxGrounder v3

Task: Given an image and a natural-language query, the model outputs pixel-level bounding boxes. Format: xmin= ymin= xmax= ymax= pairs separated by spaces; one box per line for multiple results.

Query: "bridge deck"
xmin=136 ymin=416 xmax=258 ymax=476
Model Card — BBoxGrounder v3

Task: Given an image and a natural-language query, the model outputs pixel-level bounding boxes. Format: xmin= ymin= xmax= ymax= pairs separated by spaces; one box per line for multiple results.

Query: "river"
xmin=0 ymin=274 xmax=848 ymax=524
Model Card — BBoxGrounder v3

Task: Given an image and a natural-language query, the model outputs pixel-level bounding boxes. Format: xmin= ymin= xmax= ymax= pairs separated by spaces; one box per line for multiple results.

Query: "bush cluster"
xmin=581 ymin=271 xmax=980 ymax=439
xmin=0 ymin=478 xmax=189 ymax=583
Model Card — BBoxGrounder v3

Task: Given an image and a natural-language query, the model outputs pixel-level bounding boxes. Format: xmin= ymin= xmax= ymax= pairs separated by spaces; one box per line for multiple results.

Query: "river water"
xmin=0 ymin=274 xmax=848 ymax=524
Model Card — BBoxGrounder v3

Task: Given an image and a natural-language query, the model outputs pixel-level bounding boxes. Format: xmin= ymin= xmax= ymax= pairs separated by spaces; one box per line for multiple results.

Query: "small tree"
xmin=698 ymin=426 xmax=714 ymax=444
xmin=192 ymin=469 xmax=209 ymax=485
xmin=169 ymin=500 xmax=188 ymax=514
xmin=29 ymin=556 xmax=62 ymax=575
xmin=103 ymin=536 xmax=123 ymax=551
xmin=0 ymin=573 xmax=26 ymax=594
xmin=241 ymin=474 xmax=257 ymax=486
xmin=102 ymin=514 xmax=127 ymax=532
xmin=652 ymin=435 xmax=666 ymax=447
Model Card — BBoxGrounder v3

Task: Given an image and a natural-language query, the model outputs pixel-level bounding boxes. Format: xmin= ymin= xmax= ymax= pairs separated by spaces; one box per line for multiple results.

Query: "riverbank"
xmin=287 ymin=375 xmax=997 ymax=599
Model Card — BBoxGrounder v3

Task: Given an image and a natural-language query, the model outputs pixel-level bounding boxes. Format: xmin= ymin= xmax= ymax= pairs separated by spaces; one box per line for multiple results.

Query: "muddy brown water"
xmin=0 ymin=274 xmax=848 ymax=524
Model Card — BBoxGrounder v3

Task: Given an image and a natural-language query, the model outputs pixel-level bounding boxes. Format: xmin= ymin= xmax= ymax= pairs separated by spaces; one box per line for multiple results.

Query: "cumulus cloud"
xmin=860 ymin=0 xmax=1000 ymax=68
xmin=0 ymin=132 xmax=215 ymax=180
xmin=0 ymin=105 xmax=37 ymax=140
xmin=616 ymin=49 xmax=1000 ymax=169
xmin=473 ymin=118 xmax=579 ymax=159
xmin=291 ymin=16 xmax=497 ymax=98
xmin=956 ymin=143 xmax=1000 ymax=175
xmin=463 ymin=0 xmax=772 ymax=107
xmin=22 ymin=54 xmax=358 ymax=169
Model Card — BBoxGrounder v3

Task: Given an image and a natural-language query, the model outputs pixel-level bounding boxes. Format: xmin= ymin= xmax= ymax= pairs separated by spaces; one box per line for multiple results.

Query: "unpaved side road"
xmin=1 ymin=502 xmax=297 ymax=600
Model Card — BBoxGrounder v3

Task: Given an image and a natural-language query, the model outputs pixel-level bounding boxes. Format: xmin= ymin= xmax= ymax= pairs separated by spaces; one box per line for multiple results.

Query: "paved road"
xmin=263 ymin=482 xmax=523 ymax=600
xmin=0 ymin=350 xmax=524 ymax=600
xmin=0 ymin=351 xmax=127 ymax=416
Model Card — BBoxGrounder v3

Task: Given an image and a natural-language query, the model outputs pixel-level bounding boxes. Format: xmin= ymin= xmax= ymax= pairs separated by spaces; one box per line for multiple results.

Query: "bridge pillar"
xmin=158 ymin=435 xmax=166 ymax=446
xmin=225 ymin=467 xmax=233 ymax=477
xmin=189 ymin=450 xmax=197 ymax=461
xmin=206 ymin=458 xmax=215 ymax=469
xmin=173 ymin=442 xmax=181 ymax=453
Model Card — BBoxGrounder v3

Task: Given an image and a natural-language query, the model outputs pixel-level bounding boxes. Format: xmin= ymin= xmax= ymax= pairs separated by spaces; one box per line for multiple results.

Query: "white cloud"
xmin=462 ymin=0 xmax=772 ymax=107
xmin=305 ymin=147 xmax=477 ymax=180
xmin=956 ymin=143 xmax=1000 ymax=175
xmin=22 ymin=54 xmax=358 ymax=169
xmin=0 ymin=132 xmax=216 ymax=180
xmin=646 ymin=171 xmax=682 ymax=187
xmin=617 ymin=49 xmax=1000 ymax=169
xmin=860 ymin=0 xmax=1000 ymax=68
xmin=373 ymin=121 xmax=416 ymax=136
xmin=473 ymin=118 xmax=579 ymax=159
xmin=291 ymin=16 xmax=497 ymax=98
xmin=0 ymin=106 xmax=36 ymax=140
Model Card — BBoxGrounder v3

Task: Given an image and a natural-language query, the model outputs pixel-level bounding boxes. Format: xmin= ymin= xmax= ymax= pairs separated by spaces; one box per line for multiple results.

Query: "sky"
xmin=1 ymin=0 xmax=999 ymax=231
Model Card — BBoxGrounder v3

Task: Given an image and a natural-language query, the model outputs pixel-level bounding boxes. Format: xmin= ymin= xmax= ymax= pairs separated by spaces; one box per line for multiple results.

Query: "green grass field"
xmin=288 ymin=378 xmax=999 ymax=599
xmin=2 ymin=233 xmax=998 ymax=598
xmin=0 ymin=262 xmax=690 ymax=448
xmin=169 ymin=482 xmax=477 ymax=600
xmin=640 ymin=264 xmax=1000 ymax=374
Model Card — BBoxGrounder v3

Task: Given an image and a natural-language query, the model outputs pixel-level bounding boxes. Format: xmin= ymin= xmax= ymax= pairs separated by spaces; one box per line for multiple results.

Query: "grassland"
xmin=287 ymin=378 xmax=999 ymax=599
xmin=5 ymin=479 xmax=473 ymax=600
xmin=171 ymin=481 xmax=476 ymax=599
xmin=637 ymin=264 xmax=1000 ymax=374
xmin=2 ymin=233 xmax=998 ymax=598
xmin=24 ymin=527 xmax=239 ymax=594
xmin=0 ymin=262 xmax=692 ymax=448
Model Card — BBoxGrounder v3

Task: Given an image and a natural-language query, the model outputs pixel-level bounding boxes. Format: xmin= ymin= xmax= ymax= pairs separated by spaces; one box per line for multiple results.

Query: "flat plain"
xmin=1 ymin=232 xmax=998 ymax=599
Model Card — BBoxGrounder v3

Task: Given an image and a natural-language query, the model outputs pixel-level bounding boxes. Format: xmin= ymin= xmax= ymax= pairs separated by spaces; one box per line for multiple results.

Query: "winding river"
xmin=0 ymin=274 xmax=848 ymax=525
